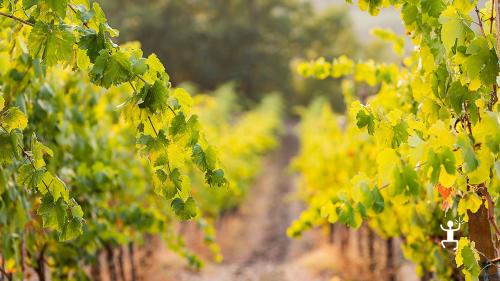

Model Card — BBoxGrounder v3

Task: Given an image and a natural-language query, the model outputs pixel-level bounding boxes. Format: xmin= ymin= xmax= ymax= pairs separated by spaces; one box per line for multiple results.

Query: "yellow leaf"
xmin=468 ymin=78 xmax=481 ymax=91
xmin=458 ymin=193 xmax=482 ymax=221
xmin=76 ymin=48 xmax=90 ymax=70
xmin=376 ymin=148 xmax=399 ymax=185
xmin=172 ymin=88 xmax=193 ymax=113
xmin=2 ymin=107 xmax=28 ymax=133
xmin=439 ymin=169 xmax=456 ymax=187
xmin=468 ymin=148 xmax=493 ymax=184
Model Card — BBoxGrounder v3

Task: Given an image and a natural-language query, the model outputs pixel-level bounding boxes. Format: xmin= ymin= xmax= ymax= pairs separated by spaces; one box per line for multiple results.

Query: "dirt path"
xmin=140 ymin=124 xmax=420 ymax=281
xmin=142 ymin=124 xmax=336 ymax=281
xmin=176 ymin=124 xmax=327 ymax=281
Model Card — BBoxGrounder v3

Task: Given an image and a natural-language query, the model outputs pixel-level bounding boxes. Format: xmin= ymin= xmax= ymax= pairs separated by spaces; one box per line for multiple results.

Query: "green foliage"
xmin=139 ymin=80 xmax=169 ymax=113
xmin=172 ymin=197 xmax=198 ymax=221
xmin=191 ymin=85 xmax=283 ymax=216
xmin=28 ymin=22 xmax=75 ymax=66
xmin=0 ymin=1 xmax=283 ymax=279
xmin=291 ymin=1 xmax=500 ymax=280
xmin=356 ymin=108 xmax=375 ymax=135
xmin=2 ymin=107 xmax=28 ymax=132
xmin=90 ymin=50 xmax=133 ymax=88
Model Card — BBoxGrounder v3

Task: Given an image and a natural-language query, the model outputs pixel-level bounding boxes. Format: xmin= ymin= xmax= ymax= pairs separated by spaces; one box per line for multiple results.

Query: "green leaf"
xmin=439 ymin=7 xmax=473 ymax=52
xmin=28 ymin=23 xmax=75 ymax=66
xmin=33 ymin=141 xmax=53 ymax=169
xmin=91 ymin=2 xmax=107 ymax=26
xmin=2 ymin=107 xmax=28 ymax=132
xmin=155 ymin=169 xmax=168 ymax=182
xmin=59 ymin=218 xmax=82 ymax=241
xmin=356 ymin=109 xmax=375 ymax=135
xmin=401 ymin=4 xmax=418 ymax=24
xmin=392 ymin=121 xmax=408 ymax=148
xmin=37 ymin=173 xmax=69 ymax=202
xmin=153 ymin=169 xmax=176 ymax=199
xmin=90 ymin=50 xmax=133 ymax=88
xmin=457 ymin=134 xmax=479 ymax=172
xmin=162 ymin=183 xmax=177 ymax=200
xmin=192 ymin=144 xmax=208 ymax=171
xmin=72 ymin=4 xmax=93 ymax=23
xmin=461 ymin=246 xmax=480 ymax=277
xmin=43 ymin=0 xmax=68 ymax=18
xmin=69 ymin=200 xmax=83 ymax=219
xmin=137 ymin=133 xmax=154 ymax=144
xmin=139 ymin=80 xmax=169 ymax=113
xmin=421 ymin=0 xmax=445 ymax=18
xmin=17 ymin=164 xmax=45 ymax=189
xmin=23 ymin=0 xmax=38 ymax=10
xmin=78 ymin=25 xmax=109 ymax=62
xmin=170 ymin=168 xmax=182 ymax=191
xmin=358 ymin=183 xmax=373 ymax=208
xmin=205 ymin=146 xmax=217 ymax=171
xmin=403 ymin=166 xmax=420 ymax=196
xmin=463 ymin=37 xmax=499 ymax=85
xmin=171 ymin=197 xmax=198 ymax=221
xmin=206 ymin=169 xmax=227 ymax=187
xmin=445 ymin=81 xmax=477 ymax=114
xmin=357 ymin=203 xmax=368 ymax=219
xmin=186 ymin=115 xmax=200 ymax=145
xmin=392 ymin=166 xmax=420 ymax=196
xmin=37 ymin=195 xmax=66 ymax=230
xmin=456 ymin=239 xmax=481 ymax=278
xmin=137 ymin=133 xmax=168 ymax=153
xmin=132 ymin=57 xmax=148 ymax=76
xmin=441 ymin=148 xmax=456 ymax=175
xmin=392 ymin=168 xmax=404 ymax=196
xmin=154 ymin=154 xmax=168 ymax=167
xmin=371 ymin=187 xmax=384 ymax=213
xmin=170 ymin=112 xmax=187 ymax=137
xmin=428 ymin=150 xmax=442 ymax=184
xmin=0 ymin=135 xmax=14 ymax=165
xmin=339 ymin=203 xmax=362 ymax=229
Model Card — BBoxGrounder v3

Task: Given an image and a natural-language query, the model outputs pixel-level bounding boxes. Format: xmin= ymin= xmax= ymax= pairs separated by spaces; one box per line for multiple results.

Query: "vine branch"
xmin=476 ymin=5 xmax=486 ymax=36
xmin=68 ymin=4 xmax=89 ymax=28
xmin=491 ymin=0 xmax=500 ymax=110
xmin=147 ymin=116 xmax=158 ymax=137
xmin=0 ymin=11 xmax=33 ymax=26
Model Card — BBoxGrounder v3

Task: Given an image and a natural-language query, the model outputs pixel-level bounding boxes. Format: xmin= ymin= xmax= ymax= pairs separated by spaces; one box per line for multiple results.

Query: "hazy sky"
xmin=312 ymin=0 xmax=406 ymax=39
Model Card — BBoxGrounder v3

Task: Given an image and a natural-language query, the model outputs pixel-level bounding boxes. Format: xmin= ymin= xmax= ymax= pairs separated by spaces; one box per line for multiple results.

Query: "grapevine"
xmin=290 ymin=1 xmax=500 ymax=280
xmin=0 ymin=0 xmax=241 ymax=279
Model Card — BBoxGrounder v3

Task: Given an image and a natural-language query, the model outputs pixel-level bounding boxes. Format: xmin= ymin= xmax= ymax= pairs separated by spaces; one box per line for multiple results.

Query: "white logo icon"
xmin=440 ymin=220 xmax=461 ymax=250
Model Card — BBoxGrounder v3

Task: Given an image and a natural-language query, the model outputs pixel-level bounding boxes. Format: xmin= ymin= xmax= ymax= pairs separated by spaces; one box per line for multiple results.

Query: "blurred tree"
xmin=100 ymin=0 xmax=359 ymax=107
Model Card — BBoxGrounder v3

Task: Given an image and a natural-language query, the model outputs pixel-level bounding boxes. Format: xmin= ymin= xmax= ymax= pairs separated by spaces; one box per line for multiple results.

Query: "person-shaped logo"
xmin=440 ymin=219 xmax=461 ymax=251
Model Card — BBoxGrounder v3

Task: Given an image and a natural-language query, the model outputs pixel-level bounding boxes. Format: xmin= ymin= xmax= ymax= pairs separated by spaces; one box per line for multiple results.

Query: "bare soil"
xmin=140 ymin=125 xmax=419 ymax=281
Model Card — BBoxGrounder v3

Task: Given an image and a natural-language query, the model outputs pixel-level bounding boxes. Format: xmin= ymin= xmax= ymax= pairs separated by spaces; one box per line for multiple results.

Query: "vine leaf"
xmin=2 ymin=108 xmax=28 ymax=133
xmin=171 ymin=197 xmax=198 ymax=221
xmin=439 ymin=7 xmax=473 ymax=52
xmin=28 ymin=23 xmax=75 ymax=66
xmin=90 ymin=50 xmax=133 ymax=88
xmin=38 ymin=195 xmax=66 ymax=230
